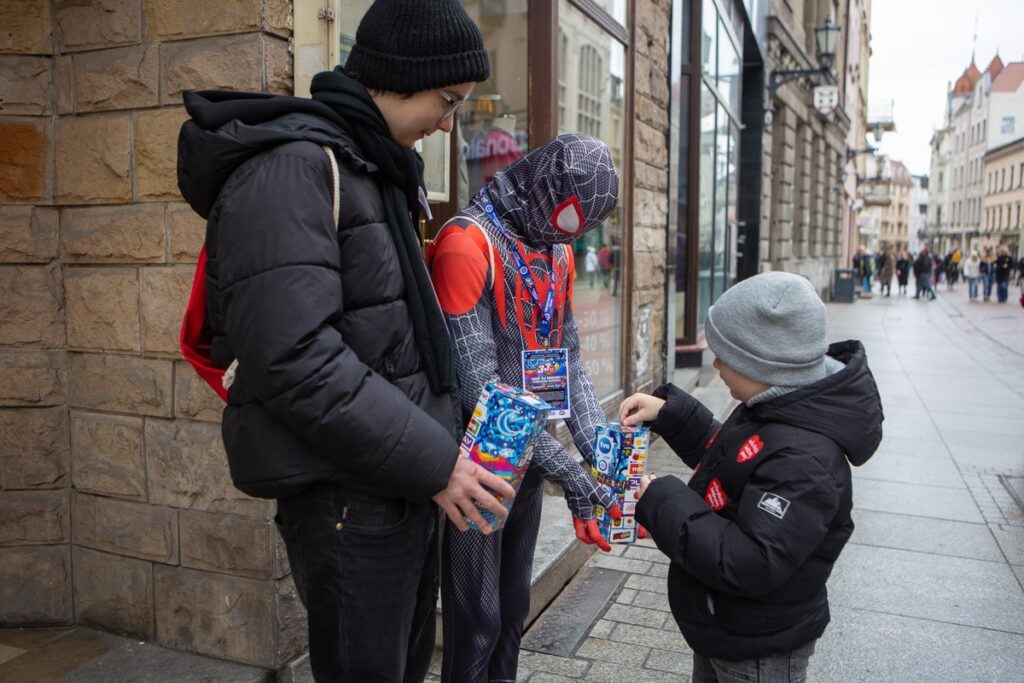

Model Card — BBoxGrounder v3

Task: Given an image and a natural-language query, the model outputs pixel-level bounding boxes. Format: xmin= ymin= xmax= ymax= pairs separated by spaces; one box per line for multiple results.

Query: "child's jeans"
xmin=691 ymin=639 xmax=816 ymax=683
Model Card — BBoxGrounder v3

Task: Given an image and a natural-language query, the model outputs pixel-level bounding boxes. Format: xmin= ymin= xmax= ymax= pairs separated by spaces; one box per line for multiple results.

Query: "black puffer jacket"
xmin=637 ymin=340 xmax=883 ymax=660
xmin=177 ymin=91 xmax=460 ymax=500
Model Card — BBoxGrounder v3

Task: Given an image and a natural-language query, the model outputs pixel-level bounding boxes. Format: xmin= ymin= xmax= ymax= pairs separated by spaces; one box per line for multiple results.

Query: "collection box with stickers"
xmin=459 ymin=382 xmax=552 ymax=530
xmin=590 ymin=423 xmax=649 ymax=543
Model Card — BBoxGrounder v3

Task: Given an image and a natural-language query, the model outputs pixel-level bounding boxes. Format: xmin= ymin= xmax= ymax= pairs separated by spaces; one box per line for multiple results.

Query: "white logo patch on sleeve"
xmin=757 ymin=492 xmax=791 ymax=519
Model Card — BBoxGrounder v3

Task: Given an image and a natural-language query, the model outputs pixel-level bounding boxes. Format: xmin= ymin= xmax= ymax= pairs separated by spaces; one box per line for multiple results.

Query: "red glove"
xmin=573 ymin=505 xmax=622 ymax=553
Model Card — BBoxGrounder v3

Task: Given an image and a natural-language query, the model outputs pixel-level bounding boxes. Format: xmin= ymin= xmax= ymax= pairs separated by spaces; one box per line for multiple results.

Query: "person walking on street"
xmin=895 ymin=248 xmax=911 ymax=296
xmin=994 ymin=245 xmax=1013 ymax=303
xmin=618 ymin=272 xmax=883 ymax=683
xmin=963 ymin=250 xmax=981 ymax=301
xmin=853 ymin=247 xmax=872 ymax=294
xmin=877 ymin=245 xmax=895 ymax=297
xmin=585 ymin=245 xmax=600 ymax=288
xmin=945 ymin=251 xmax=960 ymax=291
xmin=981 ymin=247 xmax=996 ymax=301
xmin=913 ymin=249 xmax=936 ymax=300
xmin=175 ymin=2 xmax=514 ymax=680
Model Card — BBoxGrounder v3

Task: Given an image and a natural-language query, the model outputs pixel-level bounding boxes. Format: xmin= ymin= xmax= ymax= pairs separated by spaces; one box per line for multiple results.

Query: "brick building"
xmin=0 ymin=0 xmax=868 ymax=673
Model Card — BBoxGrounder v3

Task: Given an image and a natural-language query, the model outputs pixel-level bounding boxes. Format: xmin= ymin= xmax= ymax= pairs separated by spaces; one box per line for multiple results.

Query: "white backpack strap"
xmin=222 ymin=145 xmax=342 ymax=395
xmin=322 ymin=144 xmax=341 ymax=228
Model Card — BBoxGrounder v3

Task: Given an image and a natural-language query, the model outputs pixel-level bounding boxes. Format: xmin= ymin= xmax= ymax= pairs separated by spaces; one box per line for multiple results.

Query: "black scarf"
xmin=310 ymin=68 xmax=456 ymax=395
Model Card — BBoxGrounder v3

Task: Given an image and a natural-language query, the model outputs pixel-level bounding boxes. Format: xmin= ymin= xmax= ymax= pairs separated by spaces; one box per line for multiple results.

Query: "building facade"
xmin=930 ymin=55 xmax=1024 ymax=254
xmin=0 ymin=0 xmax=868 ymax=670
xmin=983 ymin=136 xmax=1024 ymax=256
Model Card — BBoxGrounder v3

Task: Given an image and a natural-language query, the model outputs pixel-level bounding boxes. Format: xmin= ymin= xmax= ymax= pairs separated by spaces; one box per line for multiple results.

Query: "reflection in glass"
xmin=559 ymin=0 xmax=626 ymax=398
xmin=717 ymin=18 xmax=741 ymax=115
xmin=726 ymin=123 xmax=740 ymax=288
xmin=670 ymin=0 xmax=690 ymax=341
xmin=697 ymin=84 xmax=716 ymax=329
xmin=713 ymin=103 xmax=728 ymax=300
xmin=457 ymin=2 xmax=529 ymax=205
xmin=702 ymin=0 xmax=717 ymax=78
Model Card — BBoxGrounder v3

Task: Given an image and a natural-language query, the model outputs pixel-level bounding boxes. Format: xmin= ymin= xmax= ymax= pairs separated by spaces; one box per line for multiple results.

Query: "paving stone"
xmin=601 ymin=603 xmax=667 ymax=629
xmin=614 ymin=588 xmax=636 ymax=605
xmin=584 ymin=660 xmax=682 ymax=683
xmin=586 ymin=618 xmax=615 ymax=640
xmin=990 ymin=523 xmax=1024 ymax=565
xmin=623 ymin=545 xmax=669 ymax=564
xmin=517 ymin=650 xmax=589 ymax=678
xmin=848 ymin=509 xmax=1004 ymax=562
xmin=829 ymin=543 xmax=1024 ymax=634
xmin=646 ymin=563 xmax=669 ymax=578
xmin=52 ymin=637 xmax=272 ymax=682
xmin=644 ymin=646 xmax=695 ymax=675
xmin=852 ymin=478 xmax=983 ymax=524
xmin=810 ymin=605 xmax=1024 ymax=683
xmin=588 ymin=555 xmax=653 ymax=575
xmin=575 ymin=636 xmax=649 ymax=664
xmin=604 ymin=622 xmax=688 ymax=651
xmin=623 ymin=574 xmax=666 ymax=594
xmin=630 ymin=590 xmax=671 ymax=611
xmin=854 ymin=450 xmax=965 ymax=489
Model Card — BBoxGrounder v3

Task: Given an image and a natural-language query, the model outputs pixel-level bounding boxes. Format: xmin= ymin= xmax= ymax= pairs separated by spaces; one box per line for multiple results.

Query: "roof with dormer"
xmin=992 ymin=62 xmax=1024 ymax=93
xmin=953 ymin=61 xmax=982 ymax=95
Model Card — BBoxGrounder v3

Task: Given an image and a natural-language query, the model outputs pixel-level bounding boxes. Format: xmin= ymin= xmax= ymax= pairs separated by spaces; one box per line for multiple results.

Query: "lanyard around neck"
xmin=478 ymin=189 xmax=558 ymax=345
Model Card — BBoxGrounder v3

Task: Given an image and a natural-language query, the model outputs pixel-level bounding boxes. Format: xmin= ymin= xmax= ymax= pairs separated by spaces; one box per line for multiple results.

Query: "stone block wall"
xmin=0 ymin=0 xmax=303 ymax=670
xmin=631 ymin=0 xmax=671 ymax=390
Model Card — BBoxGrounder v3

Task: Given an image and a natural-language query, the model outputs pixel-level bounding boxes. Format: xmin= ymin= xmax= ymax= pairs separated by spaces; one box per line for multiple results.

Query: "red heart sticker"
xmin=737 ymin=434 xmax=764 ymax=463
xmin=704 ymin=478 xmax=727 ymax=511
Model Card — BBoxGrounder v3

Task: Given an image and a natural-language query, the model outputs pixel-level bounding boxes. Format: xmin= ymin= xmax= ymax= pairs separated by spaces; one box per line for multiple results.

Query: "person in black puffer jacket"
xmin=175 ymin=2 xmax=514 ymax=681
xmin=618 ymin=272 xmax=883 ymax=682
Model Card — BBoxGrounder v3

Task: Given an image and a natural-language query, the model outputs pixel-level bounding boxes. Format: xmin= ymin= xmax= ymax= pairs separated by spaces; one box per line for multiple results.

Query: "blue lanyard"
xmin=478 ymin=189 xmax=557 ymax=345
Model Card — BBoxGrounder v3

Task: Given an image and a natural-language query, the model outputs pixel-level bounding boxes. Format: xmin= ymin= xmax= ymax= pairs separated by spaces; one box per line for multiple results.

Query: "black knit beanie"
xmin=345 ymin=0 xmax=490 ymax=94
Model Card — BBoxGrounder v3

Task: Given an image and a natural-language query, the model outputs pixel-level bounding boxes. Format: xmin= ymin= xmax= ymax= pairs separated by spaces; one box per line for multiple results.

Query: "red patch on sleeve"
xmin=705 ymin=426 xmax=722 ymax=450
xmin=737 ymin=435 xmax=764 ymax=463
xmin=704 ymin=478 xmax=727 ymax=511
xmin=428 ymin=225 xmax=490 ymax=315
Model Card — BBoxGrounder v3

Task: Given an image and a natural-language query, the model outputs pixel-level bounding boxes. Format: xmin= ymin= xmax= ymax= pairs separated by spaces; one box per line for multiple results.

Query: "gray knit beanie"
xmin=705 ymin=271 xmax=828 ymax=387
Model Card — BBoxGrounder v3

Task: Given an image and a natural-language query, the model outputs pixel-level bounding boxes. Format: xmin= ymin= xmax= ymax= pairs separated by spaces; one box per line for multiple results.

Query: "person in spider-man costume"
xmin=428 ymin=134 xmax=623 ymax=682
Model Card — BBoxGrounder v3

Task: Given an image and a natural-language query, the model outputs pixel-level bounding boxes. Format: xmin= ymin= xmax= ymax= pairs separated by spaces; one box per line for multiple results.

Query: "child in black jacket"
xmin=619 ymin=271 xmax=883 ymax=682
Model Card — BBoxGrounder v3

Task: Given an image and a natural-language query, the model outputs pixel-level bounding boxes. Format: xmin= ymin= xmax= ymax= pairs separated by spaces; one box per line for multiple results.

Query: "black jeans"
xmin=275 ymin=483 xmax=439 ymax=683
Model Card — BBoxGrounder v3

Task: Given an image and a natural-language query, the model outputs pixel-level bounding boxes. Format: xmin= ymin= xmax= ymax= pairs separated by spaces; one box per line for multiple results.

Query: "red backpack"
xmin=179 ymin=144 xmax=341 ymax=401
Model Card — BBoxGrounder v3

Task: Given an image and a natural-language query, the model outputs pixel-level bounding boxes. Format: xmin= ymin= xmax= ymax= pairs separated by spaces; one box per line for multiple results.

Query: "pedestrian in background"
xmin=585 ymin=245 xmax=599 ymax=288
xmin=913 ymin=249 xmax=936 ymax=300
xmin=619 ymin=272 xmax=882 ymax=683
xmin=854 ymin=247 xmax=872 ymax=294
xmin=994 ymin=245 xmax=1013 ymax=303
xmin=981 ymin=247 xmax=996 ymax=301
xmin=962 ymin=251 xmax=981 ymax=301
xmin=944 ymin=251 xmax=959 ymax=291
xmin=895 ymin=248 xmax=911 ymax=296
xmin=877 ymin=245 xmax=895 ymax=297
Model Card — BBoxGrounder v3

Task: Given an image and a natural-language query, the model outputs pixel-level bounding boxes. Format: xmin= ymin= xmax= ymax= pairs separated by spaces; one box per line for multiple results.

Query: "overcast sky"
xmin=867 ymin=0 xmax=1024 ymax=175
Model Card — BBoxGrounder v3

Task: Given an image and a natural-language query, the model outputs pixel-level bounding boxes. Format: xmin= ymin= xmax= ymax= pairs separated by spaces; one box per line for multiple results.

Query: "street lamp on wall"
xmin=766 ymin=18 xmax=842 ymax=102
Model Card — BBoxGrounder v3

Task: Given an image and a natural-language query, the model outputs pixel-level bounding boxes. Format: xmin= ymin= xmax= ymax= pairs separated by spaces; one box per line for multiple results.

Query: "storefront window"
xmin=697 ymin=84 xmax=716 ymax=329
xmin=456 ymin=2 xmax=529 ymax=207
xmin=559 ymin=0 xmax=627 ymax=398
xmin=702 ymin=0 xmax=717 ymax=78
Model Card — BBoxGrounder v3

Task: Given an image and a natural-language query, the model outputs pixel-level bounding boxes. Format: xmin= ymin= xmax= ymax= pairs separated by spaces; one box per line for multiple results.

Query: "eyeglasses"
xmin=436 ymin=89 xmax=466 ymax=119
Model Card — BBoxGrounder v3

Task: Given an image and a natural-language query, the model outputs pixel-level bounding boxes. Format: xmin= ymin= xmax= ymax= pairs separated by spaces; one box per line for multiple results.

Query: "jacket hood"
xmin=747 ymin=340 xmax=883 ymax=466
xmin=474 ymin=134 xmax=618 ymax=247
xmin=177 ymin=90 xmax=360 ymax=219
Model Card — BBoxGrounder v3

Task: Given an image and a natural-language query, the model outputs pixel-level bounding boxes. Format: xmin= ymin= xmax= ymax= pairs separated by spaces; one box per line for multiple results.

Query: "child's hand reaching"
xmin=618 ymin=393 xmax=666 ymax=426
xmin=637 ymin=473 xmax=656 ymax=499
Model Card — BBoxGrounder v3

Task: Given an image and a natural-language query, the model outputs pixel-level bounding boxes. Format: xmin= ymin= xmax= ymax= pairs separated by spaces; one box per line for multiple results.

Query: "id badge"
xmin=522 ymin=348 xmax=570 ymax=420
